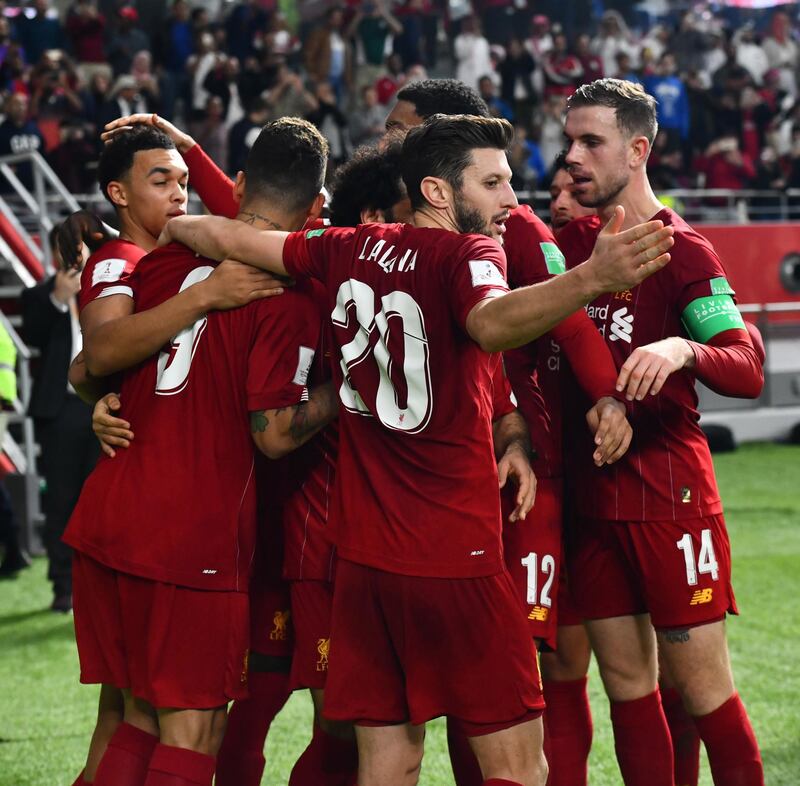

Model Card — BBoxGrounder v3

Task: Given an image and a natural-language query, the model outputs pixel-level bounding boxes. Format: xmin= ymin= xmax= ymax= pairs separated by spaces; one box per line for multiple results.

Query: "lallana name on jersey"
xmin=357 ymin=235 xmax=418 ymax=274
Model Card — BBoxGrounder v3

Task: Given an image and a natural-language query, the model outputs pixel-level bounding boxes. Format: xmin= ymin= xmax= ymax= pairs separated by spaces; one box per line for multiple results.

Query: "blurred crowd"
xmin=0 ymin=0 xmax=798 ymax=197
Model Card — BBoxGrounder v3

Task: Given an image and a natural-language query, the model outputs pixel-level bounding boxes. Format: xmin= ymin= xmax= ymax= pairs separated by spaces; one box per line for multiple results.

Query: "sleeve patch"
xmin=539 ymin=242 xmax=566 ymax=275
xmin=91 ymin=258 xmax=127 ymax=287
xmin=468 ymin=259 xmax=508 ymax=290
xmin=709 ymin=276 xmax=735 ymax=296
xmin=681 ymin=294 xmax=746 ymax=343
xmin=306 ymin=228 xmax=327 ymax=239
xmin=292 ymin=345 xmax=316 ymax=386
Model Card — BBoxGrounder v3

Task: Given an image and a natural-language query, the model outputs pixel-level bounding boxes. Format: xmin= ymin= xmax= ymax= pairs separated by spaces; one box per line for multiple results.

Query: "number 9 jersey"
xmin=283 ymin=224 xmax=510 ymax=580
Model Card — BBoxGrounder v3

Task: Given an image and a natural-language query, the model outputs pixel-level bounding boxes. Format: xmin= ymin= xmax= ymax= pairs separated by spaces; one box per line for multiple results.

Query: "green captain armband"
xmin=681 ymin=293 xmax=745 ymax=343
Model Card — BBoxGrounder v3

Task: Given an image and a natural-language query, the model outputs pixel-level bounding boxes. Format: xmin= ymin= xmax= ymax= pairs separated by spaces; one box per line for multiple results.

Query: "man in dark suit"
xmin=21 ymin=230 xmax=98 ymax=611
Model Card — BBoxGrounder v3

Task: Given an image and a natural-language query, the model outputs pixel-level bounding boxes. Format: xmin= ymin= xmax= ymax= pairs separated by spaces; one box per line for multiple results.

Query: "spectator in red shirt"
xmin=66 ymin=0 xmax=110 ymax=85
xmin=575 ymin=32 xmax=604 ymax=85
xmin=542 ymin=31 xmax=584 ymax=98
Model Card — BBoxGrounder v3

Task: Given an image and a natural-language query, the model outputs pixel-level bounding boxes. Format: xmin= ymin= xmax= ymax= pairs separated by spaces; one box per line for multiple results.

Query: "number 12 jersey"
xmin=283 ymin=224 xmax=510 ymax=579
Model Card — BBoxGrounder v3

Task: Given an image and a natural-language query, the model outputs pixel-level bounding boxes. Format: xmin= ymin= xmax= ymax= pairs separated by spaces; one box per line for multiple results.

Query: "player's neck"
xmin=236 ymin=201 xmax=301 ymax=232
xmin=118 ymin=217 xmax=158 ymax=253
xmin=412 ymin=205 xmax=459 ymax=234
xmin=597 ymin=175 xmax=665 ymax=230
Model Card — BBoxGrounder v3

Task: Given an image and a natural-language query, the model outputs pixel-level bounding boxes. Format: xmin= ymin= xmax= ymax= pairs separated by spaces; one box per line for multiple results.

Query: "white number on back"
xmin=332 ymin=280 xmax=433 ymax=432
xmin=155 ymin=266 xmax=214 ymax=396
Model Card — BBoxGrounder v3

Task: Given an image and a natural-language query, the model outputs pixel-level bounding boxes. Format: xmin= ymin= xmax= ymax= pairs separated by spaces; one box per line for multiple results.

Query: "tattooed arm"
xmin=250 ymin=382 xmax=339 ymax=459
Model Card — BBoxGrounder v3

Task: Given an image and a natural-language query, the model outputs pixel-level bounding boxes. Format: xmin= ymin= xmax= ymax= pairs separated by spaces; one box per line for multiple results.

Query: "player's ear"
xmin=307 ymin=191 xmax=325 ymax=222
xmin=232 ymin=171 xmax=245 ymax=204
xmin=420 ymin=176 xmax=450 ymax=210
xmin=360 ymin=207 xmax=384 ymax=223
xmin=106 ymin=180 xmax=128 ymax=209
xmin=630 ymin=135 xmax=650 ymax=168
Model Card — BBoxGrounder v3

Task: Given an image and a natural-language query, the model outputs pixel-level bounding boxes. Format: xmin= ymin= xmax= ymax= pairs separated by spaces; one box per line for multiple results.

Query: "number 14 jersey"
xmin=283 ymin=224 xmax=510 ymax=579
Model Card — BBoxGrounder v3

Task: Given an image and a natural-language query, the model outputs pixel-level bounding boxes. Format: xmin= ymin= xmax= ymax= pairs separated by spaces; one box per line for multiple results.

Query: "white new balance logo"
xmin=609 ymin=307 xmax=634 ymax=343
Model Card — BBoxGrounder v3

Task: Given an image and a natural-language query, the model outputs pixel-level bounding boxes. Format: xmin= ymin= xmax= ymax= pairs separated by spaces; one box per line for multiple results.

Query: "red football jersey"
xmin=276 ymin=280 xmax=339 ymax=582
xmin=283 ymin=223 xmax=509 ymax=578
xmin=502 ymin=205 xmax=618 ymax=478
xmin=78 ymin=238 xmax=145 ymax=311
xmin=559 ymin=208 xmax=730 ymax=521
xmin=64 ymin=242 xmax=321 ymax=591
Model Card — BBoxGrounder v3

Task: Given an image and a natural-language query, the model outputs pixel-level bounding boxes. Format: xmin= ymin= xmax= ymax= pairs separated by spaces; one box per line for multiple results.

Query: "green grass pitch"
xmin=1 ymin=443 xmax=798 ymax=785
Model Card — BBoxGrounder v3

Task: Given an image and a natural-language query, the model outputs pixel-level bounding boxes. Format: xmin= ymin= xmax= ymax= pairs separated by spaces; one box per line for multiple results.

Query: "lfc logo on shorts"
xmin=316 ymin=637 xmax=330 ymax=672
xmin=270 ymin=609 xmax=291 ymax=640
xmin=528 ymin=606 xmax=549 ymax=622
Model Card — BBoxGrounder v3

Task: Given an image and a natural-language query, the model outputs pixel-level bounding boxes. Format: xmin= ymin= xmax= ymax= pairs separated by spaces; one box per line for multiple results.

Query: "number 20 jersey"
xmin=283 ymin=224 xmax=510 ymax=579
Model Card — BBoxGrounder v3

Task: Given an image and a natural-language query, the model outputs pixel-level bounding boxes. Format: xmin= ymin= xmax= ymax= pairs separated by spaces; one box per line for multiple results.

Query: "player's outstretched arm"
xmin=250 ymin=381 xmax=338 ymax=460
xmin=68 ymin=351 xmax=115 ymax=404
xmin=82 ymin=261 xmax=284 ymax=377
xmin=160 ymin=215 xmax=291 ymax=277
xmin=493 ymin=410 xmax=536 ymax=522
xmin=466 ymin=207 xmax=674 ymax=352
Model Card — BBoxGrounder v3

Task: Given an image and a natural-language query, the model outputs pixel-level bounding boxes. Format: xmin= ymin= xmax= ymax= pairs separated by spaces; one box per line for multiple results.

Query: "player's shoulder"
xmin=557 ymin=215 xmax=602 ymax=267
xmin=506 ymin=204 xmax=551 ymax=237
xmin=657 ymin=207 xmax=719 ymax=258
xmin=87 ymin=238 xmax=145 ymax=267
xmin=250 ymin=279 xmax=320 ymax=321
xmin=83 ymin=238 xmax=145 ymax=289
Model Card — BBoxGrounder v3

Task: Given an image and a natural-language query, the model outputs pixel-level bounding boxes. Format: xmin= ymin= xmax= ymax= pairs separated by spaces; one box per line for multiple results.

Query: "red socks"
xmin=609 ymin=690 xmax=674 ymax=786
xmin=143 ymin=744 xmax=215 ymax=786
xmin=693 ymin=693 xmax=764 ymax=786
xmin=289 ymin=723 xmax=359 ymax=786
xmin=446 ymin=716 xmax=482 ymax=786
xmin=661 ymin=685 xmax=700 ymax=786
xmin=542 ymin=677 xmax=593 ymax=786
xmin=71 ymin=772 xmax=88 ymax=786
xmin=215 ymin=670 xmax=291 ymax=786
xmin=93 ymin=722 xmax=159 ymax=786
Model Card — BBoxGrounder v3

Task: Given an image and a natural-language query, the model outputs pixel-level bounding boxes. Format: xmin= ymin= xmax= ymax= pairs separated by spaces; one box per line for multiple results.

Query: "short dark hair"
xmin=244 ymin=117 xmax=328 ymax=212
xmin=329 ymin=142 xmax=405 ymax=227
xmin=567 ymin=78 xmax=658 ymax=145
xmin=97 ymin=126 xmax=176 ymax=205
xmin=552 ymin=150 xmax=569 ymax=174
xmin=401 ymin=114 xmax=513 ymax=210
xmin=396 ymin=79 xmax=491 ymax=120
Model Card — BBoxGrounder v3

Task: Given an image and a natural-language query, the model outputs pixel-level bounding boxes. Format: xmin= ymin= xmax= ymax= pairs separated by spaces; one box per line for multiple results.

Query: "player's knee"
xmin=160 ymin=708 xmax=228 ymax=755
xmin=598 ymin=657 xmax=657 ymax=701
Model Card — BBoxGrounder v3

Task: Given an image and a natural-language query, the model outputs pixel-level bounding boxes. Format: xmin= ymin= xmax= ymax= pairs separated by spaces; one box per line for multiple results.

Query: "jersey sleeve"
xmin=78 ymin=245 xmax=141 ymax=312
xmin=446 ymin=236 xmax=509 ymax=330
xmin=246 ymin=290 xmax=323 ymax=412
xmin=551 ymin=309 xmax=622 ymax=403
xmin=504 ymin=205 xmax=563 ymax=287
xmin=182 ymin=144 xmax=238 ymax=219
xmin=669 ymin=234 xmax=747 ymax=343
xmin=283 ymin=226 xmax=356 ymax=282
xmin=490 ymin=354 xmax=517 ymax=420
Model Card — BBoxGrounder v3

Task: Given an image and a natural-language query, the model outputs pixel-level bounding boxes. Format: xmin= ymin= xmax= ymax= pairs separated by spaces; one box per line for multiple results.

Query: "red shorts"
xmin=289 ymin=580 xmax=334 ymax=691
xmin=567 ymin=515 xmax=738 ymax=629
xmin=554 ymin=567 xmax=583 ymax=627
xmin=249 ymin=574 xmax=293 ymax=658
xmin=503 ymin=477 xmax=563 ymax=649
xmin=72 ymin=552 xmax=249 ymax=709
xmin=323 ymin=559 xmax=544 ymax=730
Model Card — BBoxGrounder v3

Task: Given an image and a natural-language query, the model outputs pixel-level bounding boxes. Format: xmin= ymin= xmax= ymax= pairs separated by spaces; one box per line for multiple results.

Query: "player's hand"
xmin=616 ymin=337 xmax=694 ymax=401
xmin=586 ymin=396 xmax=631 ymax=466
xmin=498 ymin=445 xmax=537 ymax=522
xmin=102 ymin=113 xmax=196 ymax=153
xmin=199 ymin=259 xmax=289 ymax=310
xmin=93 ymin=393 xmax=133 ymax=458
xmin=57 ymin=210 xmax=111 ymax=270
xmin=585 ymin=206 xmax=674 ymax=293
